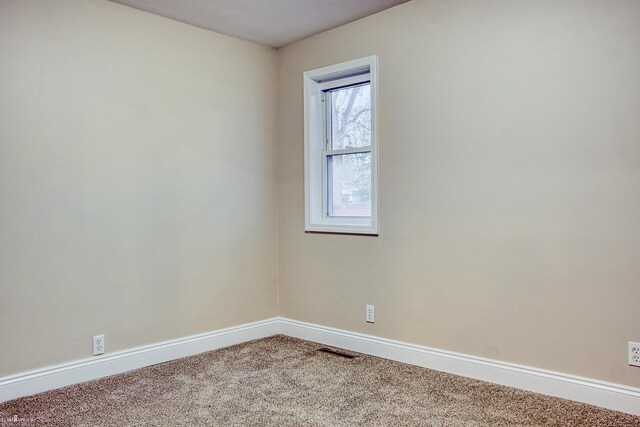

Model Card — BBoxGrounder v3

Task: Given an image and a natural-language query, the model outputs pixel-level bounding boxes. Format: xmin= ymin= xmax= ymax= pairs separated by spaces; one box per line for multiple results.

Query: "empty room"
xmin=1 ymin=0 xmax=639 ymax=425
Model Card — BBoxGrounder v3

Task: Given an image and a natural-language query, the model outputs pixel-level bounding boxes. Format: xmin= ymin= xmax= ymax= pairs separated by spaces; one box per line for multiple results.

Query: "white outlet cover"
xmin=366 ymin=305 xmax=375 ymax=323
xmin=93 ymin=334 xmax=105 ymax=356
xmin=629 ymin=342 xmax=640 ymax=367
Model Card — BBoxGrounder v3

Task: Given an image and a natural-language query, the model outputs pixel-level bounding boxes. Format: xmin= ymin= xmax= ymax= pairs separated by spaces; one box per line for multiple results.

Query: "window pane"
xmin=327 ymin=152 xmax=371 ymax=217
xmin=330 ymin=84 xmax=371 ymax=149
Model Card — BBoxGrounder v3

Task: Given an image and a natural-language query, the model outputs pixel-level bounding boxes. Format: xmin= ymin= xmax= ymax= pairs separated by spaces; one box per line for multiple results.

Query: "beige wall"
xmin=277 ymin=0 xmax=640 ymax=387
xmin=2 ymin=0 xmax=639 ymax=391
xmin=0 ymin=0 xmax=278 ymax=376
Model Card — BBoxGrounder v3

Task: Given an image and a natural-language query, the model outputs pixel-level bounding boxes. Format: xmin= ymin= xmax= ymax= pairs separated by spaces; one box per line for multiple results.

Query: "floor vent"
xmin=317 ymin=348 xmax=357 ymax=359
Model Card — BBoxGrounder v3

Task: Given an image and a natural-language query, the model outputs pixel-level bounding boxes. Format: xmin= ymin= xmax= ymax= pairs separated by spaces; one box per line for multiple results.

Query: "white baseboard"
xmin=279 ymin=318 xmax=640 ymax=416
xmin=2 ymin=317 xmax=638 ymax=416
xmin=0 ymin=318 xmax=280 ymax=403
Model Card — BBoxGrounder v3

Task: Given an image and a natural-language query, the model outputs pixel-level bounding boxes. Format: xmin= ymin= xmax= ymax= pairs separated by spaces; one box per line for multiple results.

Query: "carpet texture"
xmin=1 ymin=335 xmax=638 ymax=426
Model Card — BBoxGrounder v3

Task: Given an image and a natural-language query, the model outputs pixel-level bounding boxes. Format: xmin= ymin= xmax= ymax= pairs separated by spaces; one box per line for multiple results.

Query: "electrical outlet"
xmin=93 ymin=335 xmax=105 ymax=356
xmin=366 ymin=305 xmax=375 ymax=323
xmin=630 ymin=342 xmax=640 ymax=367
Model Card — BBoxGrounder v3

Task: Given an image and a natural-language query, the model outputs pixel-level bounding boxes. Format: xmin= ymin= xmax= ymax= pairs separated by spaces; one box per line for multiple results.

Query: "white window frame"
xmin=303 ymin=56 xmax=378 ymax=235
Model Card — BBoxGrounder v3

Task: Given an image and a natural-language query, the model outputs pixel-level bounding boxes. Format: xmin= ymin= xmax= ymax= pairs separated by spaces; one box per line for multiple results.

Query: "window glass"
xmin=327 ymin=152 xmax=371 ymax=217
xmin=329 ymin=84 xmax=371 ymax=150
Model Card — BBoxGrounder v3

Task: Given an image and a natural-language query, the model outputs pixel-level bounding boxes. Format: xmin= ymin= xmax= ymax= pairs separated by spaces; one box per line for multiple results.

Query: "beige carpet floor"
xmin=0 ymin=335 xmax=638 ymax=426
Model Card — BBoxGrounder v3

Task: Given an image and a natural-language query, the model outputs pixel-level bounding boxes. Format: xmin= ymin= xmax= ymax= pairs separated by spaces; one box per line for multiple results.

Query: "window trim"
xmin=303 ymin=56 xmax=378 ymax=235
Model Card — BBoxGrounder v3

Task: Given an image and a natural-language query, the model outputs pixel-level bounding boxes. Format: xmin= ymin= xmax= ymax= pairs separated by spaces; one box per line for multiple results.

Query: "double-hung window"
xmin=303 ymin=56 xmax=378 ymax=235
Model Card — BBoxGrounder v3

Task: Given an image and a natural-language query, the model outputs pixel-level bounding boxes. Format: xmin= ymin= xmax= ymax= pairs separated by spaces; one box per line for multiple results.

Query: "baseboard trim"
xmin=2 ymin=317 xmax=638 ymax=416
xmin=0 ymin=318 xmax=280 ymax=403
xmin=279 ymin=317 xmax=640 ymax=416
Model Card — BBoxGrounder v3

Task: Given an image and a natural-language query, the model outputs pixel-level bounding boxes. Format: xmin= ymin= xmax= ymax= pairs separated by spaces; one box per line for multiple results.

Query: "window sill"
xmin=305 ymin=230 xmax=379 ymax=237
xmin=304 ymin=220 xmax=377 ymax=235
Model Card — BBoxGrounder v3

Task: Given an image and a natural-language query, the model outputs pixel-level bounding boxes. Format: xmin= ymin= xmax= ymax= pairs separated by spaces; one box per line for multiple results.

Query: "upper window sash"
xmin=320 ymin=74 xmax=371 ymax=153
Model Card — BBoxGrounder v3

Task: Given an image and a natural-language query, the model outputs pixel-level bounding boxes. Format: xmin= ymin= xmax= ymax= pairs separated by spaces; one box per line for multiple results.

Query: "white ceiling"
xmin=110 ymin=0 xmax=410 ymax=48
